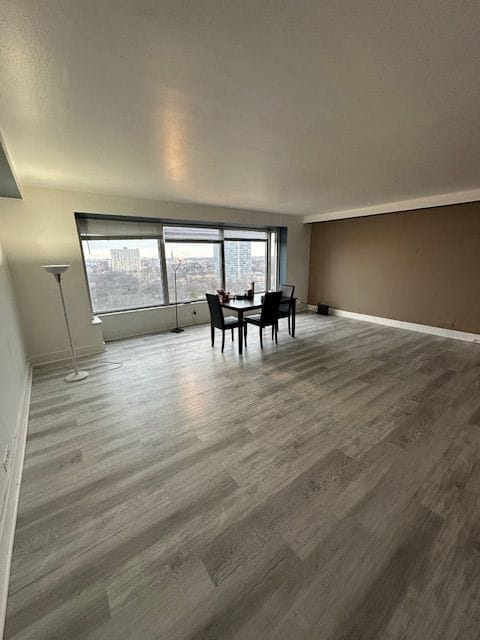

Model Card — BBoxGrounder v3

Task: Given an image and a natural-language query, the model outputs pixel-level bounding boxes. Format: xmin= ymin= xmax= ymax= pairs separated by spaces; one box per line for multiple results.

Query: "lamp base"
xmin=65 ymin=370 xmax=89 ymax=382
xmin=171 ymin=327 xmax=184 ymax=333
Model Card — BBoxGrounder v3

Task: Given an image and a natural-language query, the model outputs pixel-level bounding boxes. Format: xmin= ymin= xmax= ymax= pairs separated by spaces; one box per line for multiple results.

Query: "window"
xmin=224 ymin=229 xmax=270 ymax=294
xmin=224 ymin=241 xmax=267 ymax=293
xmin=81 ymin=238 xmax=165 ymax=313
xmin=164 ymin=226 xmax=222 ymax=302
xmin=165 ymin=242 xmax=221 ymax=302
xmin=77 ymin=215 xmax=280 ymax=313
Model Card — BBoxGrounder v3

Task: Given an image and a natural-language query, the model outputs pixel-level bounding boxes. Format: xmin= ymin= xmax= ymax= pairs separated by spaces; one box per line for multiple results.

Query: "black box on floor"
xmin=317 ymin=304 xmax=329 ymax=315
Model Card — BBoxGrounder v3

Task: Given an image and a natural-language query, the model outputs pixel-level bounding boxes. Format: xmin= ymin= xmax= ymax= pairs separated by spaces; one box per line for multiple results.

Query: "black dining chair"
xmin=206 ymin=293 xmax=242 ymax=353
xmin=244 ymin=291 xmax=283 ymax=349
xmin=277 ymin=284 xmax=295 ymax=335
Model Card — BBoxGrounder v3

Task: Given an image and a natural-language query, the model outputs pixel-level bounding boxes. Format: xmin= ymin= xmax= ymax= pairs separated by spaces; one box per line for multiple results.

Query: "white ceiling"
xmin=1 ymin=0 xmax=479 ymax=218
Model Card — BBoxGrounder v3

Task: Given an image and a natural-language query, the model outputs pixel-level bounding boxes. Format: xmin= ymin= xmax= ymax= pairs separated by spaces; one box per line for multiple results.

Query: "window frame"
xmin=76 ymin=215 xmax=281 ymax=315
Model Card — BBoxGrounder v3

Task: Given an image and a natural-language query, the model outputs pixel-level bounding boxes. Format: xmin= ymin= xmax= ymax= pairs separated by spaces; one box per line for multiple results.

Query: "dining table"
xmin=220 ymin=293 xmax=296 ymax=354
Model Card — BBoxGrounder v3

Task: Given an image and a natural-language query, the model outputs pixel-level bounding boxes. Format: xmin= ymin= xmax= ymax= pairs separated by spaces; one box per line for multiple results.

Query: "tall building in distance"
xmin=110 ymin=247 xmax=141 ymax=271
xmin=224 ymin=241 xmax=252 ymax=291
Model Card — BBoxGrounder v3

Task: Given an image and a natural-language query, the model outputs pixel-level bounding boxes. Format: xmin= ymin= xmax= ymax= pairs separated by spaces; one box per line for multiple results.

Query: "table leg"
xmin=291 ymin=300 xmax=296 ymax=337
xmin=238 ymin=311 xmax=244 ymax=354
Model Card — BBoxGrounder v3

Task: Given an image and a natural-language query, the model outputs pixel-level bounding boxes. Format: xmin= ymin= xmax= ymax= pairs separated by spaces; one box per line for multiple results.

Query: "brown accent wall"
xmin=308 ymin=202 xmax=480 ymax=334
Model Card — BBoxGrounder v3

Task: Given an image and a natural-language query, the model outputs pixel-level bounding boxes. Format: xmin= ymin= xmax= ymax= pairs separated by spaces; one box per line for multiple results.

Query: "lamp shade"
xmin=42 ymin=264 xmax=70 ymax=274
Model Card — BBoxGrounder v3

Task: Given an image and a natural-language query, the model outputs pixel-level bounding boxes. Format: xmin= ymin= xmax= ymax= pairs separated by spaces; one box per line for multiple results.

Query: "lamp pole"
xmin=42 ymin=265 xmax=89 ymax=382
xmin=171 ymin=259 xmax=184 ymax=334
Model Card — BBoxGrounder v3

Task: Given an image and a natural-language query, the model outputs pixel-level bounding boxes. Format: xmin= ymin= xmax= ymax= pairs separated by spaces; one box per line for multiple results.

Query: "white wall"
xmin=99 ymin=300 xmax=212 ymax=341
xmin=0 ymin=187 xmax=311 ymax=356
xmin=0 ymin=236 xmax=29 ymax=633
xmin=0 ymin=238 xmax=27 ymax=511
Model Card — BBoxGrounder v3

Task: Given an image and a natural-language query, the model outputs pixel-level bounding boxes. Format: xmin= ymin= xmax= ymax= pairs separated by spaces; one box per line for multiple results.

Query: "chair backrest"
xmin=260 ymin=291 xmax=283 ymax=325
xmin=206 ymin=293 xmax=225 ymax=329
xmin=279 ymin=283 xmax=295 ymax=298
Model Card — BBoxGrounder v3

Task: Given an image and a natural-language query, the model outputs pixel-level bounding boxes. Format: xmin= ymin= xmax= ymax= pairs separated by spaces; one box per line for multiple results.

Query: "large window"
xmin=164 ymin=226 xmax=222 ymax=303
xmin=77 ymin=216 xmax=279 ymax=314
xmin=223 ymin=229 xmax=273 ymax=294
xmin=82 ymin=238 xmax=164 ymax=313
xmin=166 ymin=243 xmax=222 ymax=302
xmin=224 ymin=240 xmax=266 ymax=293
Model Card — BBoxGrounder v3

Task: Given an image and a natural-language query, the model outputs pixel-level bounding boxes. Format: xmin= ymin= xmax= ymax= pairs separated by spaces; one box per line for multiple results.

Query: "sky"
xmin=82 ymin=239 xmax=267 ymax=259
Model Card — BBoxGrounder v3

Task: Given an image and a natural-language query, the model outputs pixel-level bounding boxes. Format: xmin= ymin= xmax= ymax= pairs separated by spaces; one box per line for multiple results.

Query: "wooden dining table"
xmin=220 ymin=293 xmax=296 ymax=354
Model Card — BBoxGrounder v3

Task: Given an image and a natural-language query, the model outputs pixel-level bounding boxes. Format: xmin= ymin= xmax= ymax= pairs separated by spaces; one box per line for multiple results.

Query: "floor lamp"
xmin=171 ymin=258 xmax=184 ymax=334
xmin=42 ymin=265 xmax=89 ymax=382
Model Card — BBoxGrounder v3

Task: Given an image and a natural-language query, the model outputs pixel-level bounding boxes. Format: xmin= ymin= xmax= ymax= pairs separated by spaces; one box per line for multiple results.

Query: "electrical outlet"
xmin=3 ymin=445 xmax=10 ymax=473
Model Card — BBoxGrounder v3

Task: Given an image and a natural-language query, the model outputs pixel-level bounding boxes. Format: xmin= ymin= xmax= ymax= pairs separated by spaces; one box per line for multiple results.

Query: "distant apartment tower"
xmin=110 ymin=247 xmax=141 ymax=271
xmin=224 ymin=241 xmax=251 ymax=290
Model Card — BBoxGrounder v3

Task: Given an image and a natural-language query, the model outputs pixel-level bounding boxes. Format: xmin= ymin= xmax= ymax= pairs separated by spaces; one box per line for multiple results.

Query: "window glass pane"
xmin=164 ymin=226 xmax=220 ymax=241
xmin=165 ymin=242 xmax=221 ymax=302
xmin=224 ymin=240 xmax=267 ymax=293
xmin=82 ymin=239 xmax=164 ymax=312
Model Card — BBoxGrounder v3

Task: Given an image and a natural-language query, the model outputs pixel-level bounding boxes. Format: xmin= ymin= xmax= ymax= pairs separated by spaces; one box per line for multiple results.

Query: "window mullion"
xmin=220 ymin=229 xmax=226 ymax=291
xmin=266 ymin=237 xmax=270 ymax=292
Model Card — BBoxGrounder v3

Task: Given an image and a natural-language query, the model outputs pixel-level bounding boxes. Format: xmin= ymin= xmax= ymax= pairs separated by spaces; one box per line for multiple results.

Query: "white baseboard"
xmin=0 ymin=363 xmax=32 ymax=638
xmin=329 ymin=308 xmax=480 ymax=343
xmin=30 ymin=343 xmax=106 ymax=366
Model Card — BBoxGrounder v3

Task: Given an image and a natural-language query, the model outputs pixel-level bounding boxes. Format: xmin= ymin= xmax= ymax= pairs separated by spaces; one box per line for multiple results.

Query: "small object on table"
xmin=216 ymin=288 xmax=231 ymax=303
xmin=246 ymin=285 xmax=255 ymax=300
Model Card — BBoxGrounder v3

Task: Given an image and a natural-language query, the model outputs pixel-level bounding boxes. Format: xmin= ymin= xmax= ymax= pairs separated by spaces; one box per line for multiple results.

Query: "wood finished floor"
xmin=5 ymin=313 xmax=480 ymax=640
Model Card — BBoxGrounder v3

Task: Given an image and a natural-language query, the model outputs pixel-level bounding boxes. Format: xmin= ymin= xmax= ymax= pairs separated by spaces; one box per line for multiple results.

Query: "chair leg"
xmin=288 ymin=314 xmax=291 ymax=335
xmin=259 ymin=326 xmax=263 ymax=349
xmin=244 ymin=322 xmax=247 ymax=346
xmin=271 ymin=324 xmax=274 ymax=340
xmin=231 ymin=327 xmax=234 ymax=341
xmin=275 ymin=323 xmax=278 ymax=345
xmin=211 ymin=324 xmax=214 ymax=347
xmin=221 ymin=330 xmax=225 ymax=353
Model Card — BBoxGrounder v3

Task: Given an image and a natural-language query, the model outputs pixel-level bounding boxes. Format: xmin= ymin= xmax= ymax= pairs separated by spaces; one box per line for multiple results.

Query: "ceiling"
xmin=1 ymin=0 xmax=479 ymax=218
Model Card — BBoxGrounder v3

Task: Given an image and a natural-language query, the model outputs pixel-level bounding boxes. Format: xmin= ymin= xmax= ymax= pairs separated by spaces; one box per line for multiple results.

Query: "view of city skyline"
xmin=82 ymin=238 xmax=266 ymax=259
xmin=82 ymin=239 xmax=269 ymax=313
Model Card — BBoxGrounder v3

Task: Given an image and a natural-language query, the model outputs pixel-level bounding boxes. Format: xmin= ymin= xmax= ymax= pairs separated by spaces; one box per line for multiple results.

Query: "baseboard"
xmin=329 ymin=308 xmax=480 ymax=343
xmin=30 ymin=343 xmax=106 ymax=366
xmin=0 ymin=363 xmax=32 ymax=638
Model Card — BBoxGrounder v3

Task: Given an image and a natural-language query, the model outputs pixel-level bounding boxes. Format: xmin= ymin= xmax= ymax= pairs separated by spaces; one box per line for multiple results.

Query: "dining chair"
xmin=206 ymin=293 xmax=242 ymax=353
xmin=277 ymin=284 xmax=295 ymax=335
xmin=244 ymin=291 xmax=283 ymax=349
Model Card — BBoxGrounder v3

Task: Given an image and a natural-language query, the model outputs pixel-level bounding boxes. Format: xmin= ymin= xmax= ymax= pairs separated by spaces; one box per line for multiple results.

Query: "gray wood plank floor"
xmin=5 ymin=313 xmax=480 ymax=640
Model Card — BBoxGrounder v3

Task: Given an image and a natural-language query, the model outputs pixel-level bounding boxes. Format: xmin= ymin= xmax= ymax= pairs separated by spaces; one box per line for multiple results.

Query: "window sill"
xmin=97 ymin=300 xmax=207 ymax=317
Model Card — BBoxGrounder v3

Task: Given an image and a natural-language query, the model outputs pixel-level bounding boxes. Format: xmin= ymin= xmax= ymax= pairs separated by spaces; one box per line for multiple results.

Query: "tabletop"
xmin=220 ymin=293 xmax=296 ymax=312
xmin=220 ymin=293 xmax=264 ymax=312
